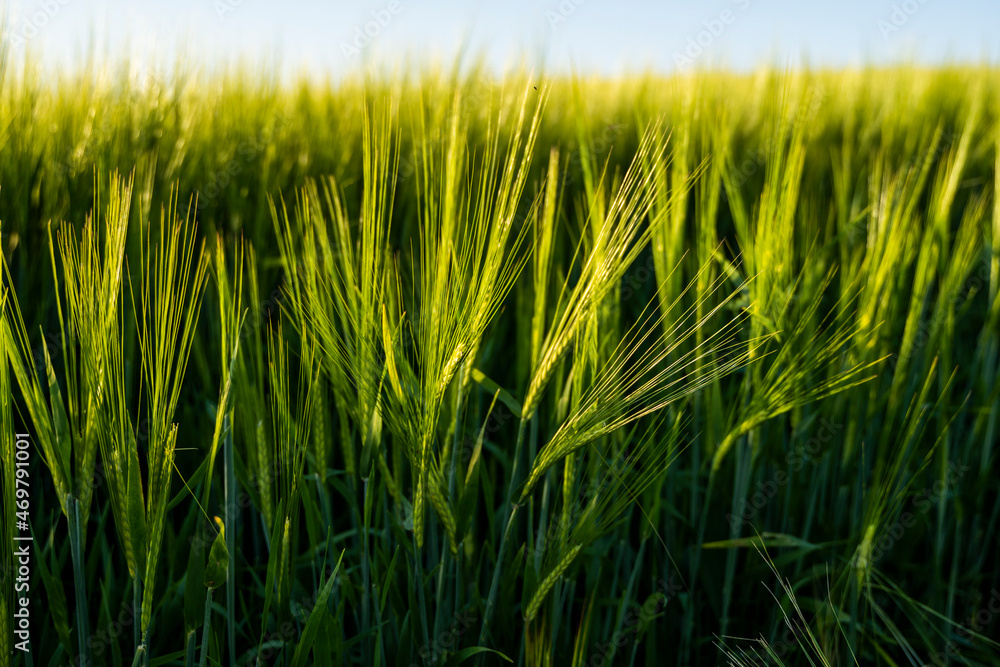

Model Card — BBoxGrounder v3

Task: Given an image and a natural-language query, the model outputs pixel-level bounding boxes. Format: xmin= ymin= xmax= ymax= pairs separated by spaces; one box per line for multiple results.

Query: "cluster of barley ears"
xmin=0 ymin=52 xmax=997 ymax=666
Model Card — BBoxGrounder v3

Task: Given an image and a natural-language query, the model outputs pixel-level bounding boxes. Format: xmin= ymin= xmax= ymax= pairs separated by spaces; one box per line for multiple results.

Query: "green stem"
xmin=433 ymin=533 xmax=449 ymax=646
xmin=479 ymin=505 xmax=521 ymax=649
xmin=200 ymin=588 xmax=214 ymax=667
xmin=185 ymin=630 xmax=197 ymax=667
xmin=442 ymin=373 xmax=466 ymax=629
xmin=413 ymin=549 xmax=431 ymax=653
xmin=371 ymin=569 xmax=388 ymax=667
xmin=682 ymin=472 xmax=716 ymax=664
xmin=362 ymin=476 xmax=372 ymax=665
xmin=133 ymin=574 xmax=142 ymax=657
xmin=478 ymin=417 xmax=528 ymax=651
xmin=68 ymin=496 xmax=92 ymax=667
xmin=223 ymin=414 xmax=236 ymax=667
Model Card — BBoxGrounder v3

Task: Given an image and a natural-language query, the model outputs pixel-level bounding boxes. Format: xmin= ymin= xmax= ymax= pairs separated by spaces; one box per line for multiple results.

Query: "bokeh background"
xmin=2 ymin=0 xmax=1000 ymax=77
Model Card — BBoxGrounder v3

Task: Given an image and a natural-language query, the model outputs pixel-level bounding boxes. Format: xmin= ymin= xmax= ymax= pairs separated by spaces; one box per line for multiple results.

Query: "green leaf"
xmin=147 ymin=650 xmax=185 ymax=666
xmin=128 ymin=442 xmax=148 ymax=577
xmin=42 ymin=336 xmax=72 ymax=498
xmin=167 ymin=455 xmax=210 ymax=511
xmin=360 ymin=401 xmax=383 ymax=477
xmin=259 ymin=497 xmax=286 ymax=643
xmin=203 ymin=519 xmax=230 ymax=589
xmin=364 ymin=461 xmax=376 ymax=535
xmin=459 ymin=392 xmax=499 ymax=537
xmin=300 ymin=476 xmax=323 ymax=550
xmin=519 ymin=542 xmax=537 ymax=614
xmin=701 ymin=532 xmax=821 ymax=550
xmin=469 ymin=369 xmax=522 ymax=418
xmin=440 ymin=647 xmax=513 ymax=666
xmin=289 ymin=550 xmax=345 ymax=667
xmin=184 ymin=526 xmax=208 ymax=631
xmin=380 ymin=546 xmax=399 ymax=614
xmin=35 ymin=536 xmax=72 ymax=658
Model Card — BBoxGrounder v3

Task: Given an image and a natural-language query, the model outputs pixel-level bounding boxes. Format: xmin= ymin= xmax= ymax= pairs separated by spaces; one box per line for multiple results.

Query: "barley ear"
xmin=413 ymin=473 xmax=426 ymax=549
xmin=524 ymin=544 xmax=582 ymax=622
xmin=427 ymin=463 xmax=458 ymax=554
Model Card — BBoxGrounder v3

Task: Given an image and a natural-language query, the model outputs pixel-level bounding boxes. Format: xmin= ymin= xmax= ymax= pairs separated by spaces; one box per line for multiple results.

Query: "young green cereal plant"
xmin=1 ymin=171 xmax=133 ymax=664
xmin=129 ymin=188 xmax=210 ymax=656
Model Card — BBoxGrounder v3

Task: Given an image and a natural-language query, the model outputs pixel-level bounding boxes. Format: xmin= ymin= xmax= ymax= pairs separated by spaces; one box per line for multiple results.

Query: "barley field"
xmin=0 ymin=50 xmax=999 ymax=666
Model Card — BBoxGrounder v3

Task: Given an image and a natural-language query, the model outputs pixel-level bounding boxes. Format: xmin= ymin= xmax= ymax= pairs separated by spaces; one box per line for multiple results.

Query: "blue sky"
xmin=2 ymin=0 xmax=999 ymax=78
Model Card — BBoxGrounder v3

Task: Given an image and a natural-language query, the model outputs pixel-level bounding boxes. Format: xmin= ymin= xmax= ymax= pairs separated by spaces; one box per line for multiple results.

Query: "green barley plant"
xmin=0 ymin=45 xmax=998 ymax=667
xmin=2 ymin=172 xmax=133 ymax=665
xmin=132 ymin=192 xmax=209 ymax=654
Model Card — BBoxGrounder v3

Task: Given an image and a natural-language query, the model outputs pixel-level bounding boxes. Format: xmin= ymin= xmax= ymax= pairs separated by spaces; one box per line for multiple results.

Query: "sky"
xmin=2 ymin=0 xmax=999 ymax=79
